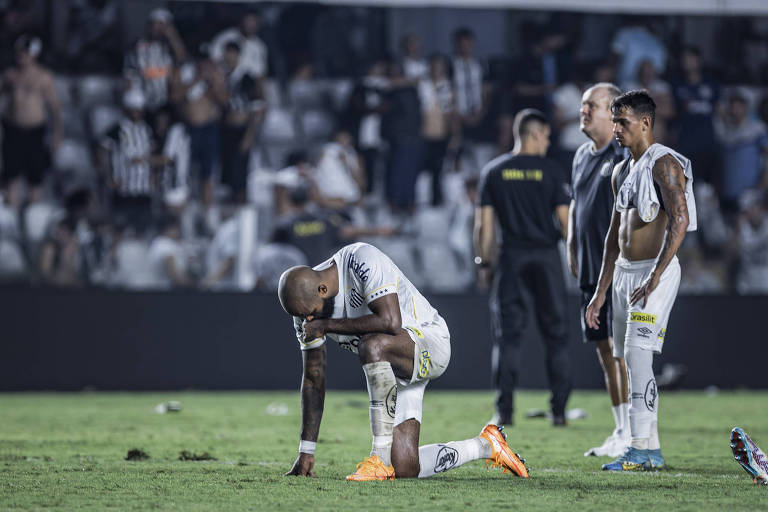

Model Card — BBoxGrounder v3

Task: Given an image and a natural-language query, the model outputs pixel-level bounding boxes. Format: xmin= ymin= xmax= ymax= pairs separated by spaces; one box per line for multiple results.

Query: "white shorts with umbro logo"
xmin=612 ymin=256 xmax=681 ymax=358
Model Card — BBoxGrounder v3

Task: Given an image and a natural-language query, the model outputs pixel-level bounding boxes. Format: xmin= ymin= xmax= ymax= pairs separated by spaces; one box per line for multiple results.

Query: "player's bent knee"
xmin=358 ymin=333 xmax=389 ymax=363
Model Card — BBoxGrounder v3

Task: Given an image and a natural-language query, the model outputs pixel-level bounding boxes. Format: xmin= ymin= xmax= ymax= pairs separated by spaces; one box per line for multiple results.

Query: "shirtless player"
xmin=1 ymin=35 xmax=61 ymax=207
xmin=585 ymin=90 xmax=697 ymax=471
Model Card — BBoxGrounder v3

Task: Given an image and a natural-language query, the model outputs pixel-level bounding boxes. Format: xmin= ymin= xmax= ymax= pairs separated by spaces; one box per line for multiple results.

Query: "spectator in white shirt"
xmin=147 ymin=215 xmax=190 ymax=289
xmin=313 ymin=130 xmax=366 ymax=212
xmin=210 ymin=8 xmax=268 ymax=79
xmin=401 ymin=34 xmax=428 ymax=80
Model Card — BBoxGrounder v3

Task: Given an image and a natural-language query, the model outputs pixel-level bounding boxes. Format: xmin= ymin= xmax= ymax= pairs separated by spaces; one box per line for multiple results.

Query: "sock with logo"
xmin=363 ymin=362 xmax=397 ymax=466
xmin=417 ymin=437 xmax=491 ymax=478
xmin=626 ymin=345 xmax=656 ymax=451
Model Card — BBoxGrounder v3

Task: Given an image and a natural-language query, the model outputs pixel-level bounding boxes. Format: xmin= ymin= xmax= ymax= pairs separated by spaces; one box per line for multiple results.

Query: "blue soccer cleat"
xmin=602 ymin=446 xmax=650 ymax=471
xmin=646 ymin=449 xmax=665 ymax=470
xmin=731 ymin=427 xmax=768 ymax=485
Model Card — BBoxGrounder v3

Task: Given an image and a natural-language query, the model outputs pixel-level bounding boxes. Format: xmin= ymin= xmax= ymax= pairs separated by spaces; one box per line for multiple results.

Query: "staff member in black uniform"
xmin=567 ymin=83 xmax=631 ymax=457
xmin=474 ymin=109 xmax=571 ymax=426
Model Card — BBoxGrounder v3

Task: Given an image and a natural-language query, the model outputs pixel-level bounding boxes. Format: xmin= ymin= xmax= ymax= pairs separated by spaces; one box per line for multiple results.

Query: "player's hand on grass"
xmin=302 ymin=318 xmax=327 ymax=342
xmin=630 ymin=271 xmax=660 ymax=308
xmin=585 ymin=293 xmax=605 ymax=330
xmin=285 ymin=453 xmax=315 ymax=477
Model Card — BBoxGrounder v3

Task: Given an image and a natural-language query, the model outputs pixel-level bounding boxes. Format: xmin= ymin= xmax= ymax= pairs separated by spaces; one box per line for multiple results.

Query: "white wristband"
xmin=299 ymin=440 xmax=316 ymax=455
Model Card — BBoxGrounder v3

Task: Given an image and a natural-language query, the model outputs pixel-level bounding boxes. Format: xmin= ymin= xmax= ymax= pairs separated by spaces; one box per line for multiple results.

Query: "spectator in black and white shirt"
xmin=451 ymin=27 xmax=486 ymax=139
xmin=123 ymin=8 xmax=186 ymax=115
xmin=151 ymin=107 xmax=190 ymax=212
xmin=103 ymin=89 xmax=155 ymax=233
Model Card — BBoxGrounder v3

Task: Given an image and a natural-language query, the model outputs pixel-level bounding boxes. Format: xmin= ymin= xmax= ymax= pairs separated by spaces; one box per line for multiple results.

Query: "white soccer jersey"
xmin=294 ymin=243 xmax=441 ymax=353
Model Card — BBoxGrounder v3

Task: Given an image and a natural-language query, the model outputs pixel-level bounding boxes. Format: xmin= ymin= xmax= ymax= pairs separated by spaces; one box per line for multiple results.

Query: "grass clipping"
xmin=178 ymin=450 xmax=216 ymax=461
xmin=125 ymin=449 xmax=149 ymax=461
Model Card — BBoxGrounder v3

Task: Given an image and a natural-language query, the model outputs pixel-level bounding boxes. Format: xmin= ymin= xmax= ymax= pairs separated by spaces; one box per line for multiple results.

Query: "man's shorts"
xmin=612 ymin=256 xmax=681 ymax=358
xmin=580 ymin=284 xmax=612 ymax=343
xmin=1 ymin=120 xmax=50 ymax=186
xmin=394 ymin=315 xmax=451 ymax=426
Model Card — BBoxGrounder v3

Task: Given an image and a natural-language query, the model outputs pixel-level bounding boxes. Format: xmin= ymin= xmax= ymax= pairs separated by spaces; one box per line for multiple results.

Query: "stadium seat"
xmin=287 ymin=79 xmax=325 ymax=110
xmin=300 ymin=109 xmax=335 ymax=140
xmin=89 ymin=105 xmax=122 ymax=139
xmin=54 ymin=139 xmax=94 ymax=174
xmin=418 ymin=243 xmax=470 ymax=292
xmin=0 ymin=239 xmax=26 ymax=279
xmin=329 ymin=79 xmax=353 ymax=111
xmin=61 ymin=104 xmax=87 ymax=139
xmin=111 ymin=239 xmax=154 ymax=289
xmin=23 ymin=202 xmax=62 ymax=246
xmin=263 ymin=79 xmax=283 ymax=108
xmin=54 ymin=75 xmax=75 ymax=106
xmin=261 ymin=108 xmax=296 ymax=143
xmin=78 ymin=75 xmax=118 ymax=107
xmin=413 ymin=206 xmax=451 ymax=243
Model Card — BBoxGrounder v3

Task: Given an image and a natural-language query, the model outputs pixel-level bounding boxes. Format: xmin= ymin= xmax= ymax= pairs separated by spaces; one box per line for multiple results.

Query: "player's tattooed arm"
xmin=630 ymin=155 xmax=689 ymax=306
xmin=652 ymin=154 xmax=689 ymax=270
xmin=300 ymin=344 xmax=326 ymax=443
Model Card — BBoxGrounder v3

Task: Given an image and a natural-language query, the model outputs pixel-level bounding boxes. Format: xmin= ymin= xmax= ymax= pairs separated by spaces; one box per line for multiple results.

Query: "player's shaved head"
xmin=278 ymin=266 xmax=319 ymax=316
xmin=513 ymin=108 xmax=549 ymax=141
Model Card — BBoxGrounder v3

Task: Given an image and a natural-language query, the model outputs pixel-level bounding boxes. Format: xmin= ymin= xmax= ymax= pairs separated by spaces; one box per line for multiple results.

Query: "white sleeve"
xmin=352 ymin=245 xmax=398 ymax=305
xmin=209 ymin=29 xmax=234 ymax=63
xmin=294 ymin=316 xmax=325 ymax=351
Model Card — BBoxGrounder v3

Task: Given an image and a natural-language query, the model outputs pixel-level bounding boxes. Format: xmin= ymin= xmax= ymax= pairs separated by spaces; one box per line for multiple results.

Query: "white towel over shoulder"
xmin=616 ymin=143 xmax=697 ymax=232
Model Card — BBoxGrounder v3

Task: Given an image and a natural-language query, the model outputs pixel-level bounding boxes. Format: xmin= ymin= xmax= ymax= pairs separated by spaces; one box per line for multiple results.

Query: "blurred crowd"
xmin=1 ymin=2 xmax=768 ymax=293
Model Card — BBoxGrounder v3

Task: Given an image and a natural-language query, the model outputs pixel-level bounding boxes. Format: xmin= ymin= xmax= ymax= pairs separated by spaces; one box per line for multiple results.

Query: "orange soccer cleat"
xmin=345 ymin=455 xmax=396 ymax=481
xmin=480 ymin=424 xmax=530 ymax=478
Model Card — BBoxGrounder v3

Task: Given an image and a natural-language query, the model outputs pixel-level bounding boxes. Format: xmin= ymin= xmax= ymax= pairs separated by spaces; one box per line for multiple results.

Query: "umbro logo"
xmin=637 ymin=327 xmax=653 ymax=338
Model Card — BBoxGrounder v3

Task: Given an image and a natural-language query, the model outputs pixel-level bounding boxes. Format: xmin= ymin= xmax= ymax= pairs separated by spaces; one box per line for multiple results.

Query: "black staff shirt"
xmin=478 ymin=153 xmax=570 ymax=251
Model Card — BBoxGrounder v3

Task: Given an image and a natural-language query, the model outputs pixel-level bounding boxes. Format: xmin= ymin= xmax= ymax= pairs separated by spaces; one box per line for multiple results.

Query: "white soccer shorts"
xmin=612 ymin=256 xmax=681 ymax=358
xmin=394 ymin=316 xmax=451 ymax=426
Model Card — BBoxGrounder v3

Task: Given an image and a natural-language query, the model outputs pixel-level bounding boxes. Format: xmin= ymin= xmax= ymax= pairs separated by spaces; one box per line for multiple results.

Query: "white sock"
xmin=649 ymin=419 xmax=660 ymax=450
xmin=626 ymin=345 xmax=656 ymax=450
xmin=611 ymin=404 xmax=622 ymax=433
xmin=417 ymin=437 xmax=491 ymax=478
xmin=620 ymin=402 xmax=630 ymax=435
xmin=363 ymin=362 xmax=397 ymax=465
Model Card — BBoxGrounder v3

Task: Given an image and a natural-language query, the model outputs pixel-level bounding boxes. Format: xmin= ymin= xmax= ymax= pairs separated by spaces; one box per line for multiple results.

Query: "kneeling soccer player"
xmin=278 ymin=242 xmax=529 ymax=480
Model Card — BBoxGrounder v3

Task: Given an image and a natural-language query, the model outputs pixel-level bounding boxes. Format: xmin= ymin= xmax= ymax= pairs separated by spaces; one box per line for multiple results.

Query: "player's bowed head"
xmin=278 ymin=265 xmax=337 ymax=320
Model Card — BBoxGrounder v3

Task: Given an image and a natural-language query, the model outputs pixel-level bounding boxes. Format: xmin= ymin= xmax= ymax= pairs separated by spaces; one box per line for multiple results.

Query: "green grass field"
xmin=1 ymin=390 xmax=767 ymax=511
